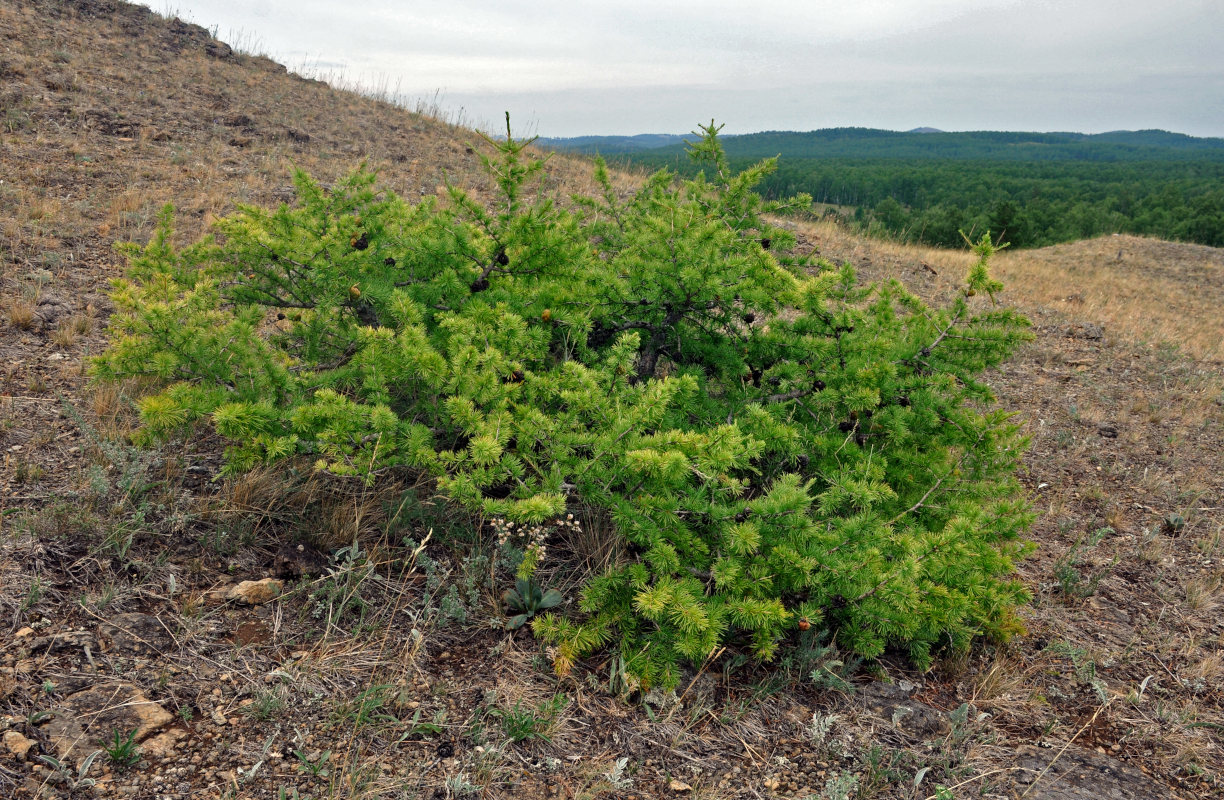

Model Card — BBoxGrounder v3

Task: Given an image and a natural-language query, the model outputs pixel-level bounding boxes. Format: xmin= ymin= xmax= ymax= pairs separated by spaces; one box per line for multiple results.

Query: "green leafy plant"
xmin=502 ymin=577 xmax=563 ymax=630
xmin=243 ymin=687 xmax=287 ymax=721
xmin=334 ymin=684 xmax=398 ymax=729
xmin=491 ymin=693 xmax=567 ymax=743
xmin=103 ymin=727 xmax=140 ymax=770
xmin=402 ymin=707 xmax=445 ymax=738
xmin=38 ymin=749 xmax=103 ymax=791
xmin=293 ymin=748 xmax=331 ymax=778
xmin=96 ymin=117 xmax=1034 ymax=689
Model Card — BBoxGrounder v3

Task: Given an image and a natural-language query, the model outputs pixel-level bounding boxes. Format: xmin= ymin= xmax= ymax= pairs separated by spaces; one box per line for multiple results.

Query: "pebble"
xmin=3 ymin=730 xmax=36 ymax=759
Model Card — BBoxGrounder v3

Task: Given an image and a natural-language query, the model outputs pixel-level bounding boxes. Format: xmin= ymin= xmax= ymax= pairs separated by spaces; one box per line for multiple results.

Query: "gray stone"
xmin=97 ymin=613 xmax=173 ymax=657
xmin=857 ymin=681 xmax=951 ymax=739
xmin=1003 ymin=745 xmax=1174 ymax=799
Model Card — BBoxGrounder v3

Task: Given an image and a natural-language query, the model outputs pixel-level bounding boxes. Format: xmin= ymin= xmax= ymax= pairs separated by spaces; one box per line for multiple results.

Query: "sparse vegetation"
xmin=491 ymin=692 xmax=568 ymax=744
xmin=1052 ymin=526 xmax=1118 ymax=601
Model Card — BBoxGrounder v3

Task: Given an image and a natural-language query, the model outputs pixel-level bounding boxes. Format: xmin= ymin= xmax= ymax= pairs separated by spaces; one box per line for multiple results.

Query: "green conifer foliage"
xmin=97 ymin=119 xmax=1035 ymax=688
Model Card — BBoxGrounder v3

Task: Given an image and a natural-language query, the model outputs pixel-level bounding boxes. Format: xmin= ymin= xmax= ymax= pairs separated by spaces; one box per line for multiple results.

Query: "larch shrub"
xmin=96 ymin=118 xmax=1035 ymax=689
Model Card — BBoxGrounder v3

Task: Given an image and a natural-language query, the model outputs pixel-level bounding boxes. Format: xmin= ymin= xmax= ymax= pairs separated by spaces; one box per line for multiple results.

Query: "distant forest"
xmin=548 ymin=128 xmax=1224 ymax=249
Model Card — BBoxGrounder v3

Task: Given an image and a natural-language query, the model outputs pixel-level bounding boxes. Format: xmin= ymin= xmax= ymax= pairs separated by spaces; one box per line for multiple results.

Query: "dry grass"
xmin=7 ymin=298 xmax=37 ymax=330
xmin=217 ymin=464 xmax=406 ymax=549
xmin=994 ymin=234 xmax=1224 ymax=361
xmin=50 ymin=317 xmax=78 ymax=347
xmin=793 ymin=221 xmax=1224 ymax=366
xmin=796 ymin=215 xmax=977 ymax=281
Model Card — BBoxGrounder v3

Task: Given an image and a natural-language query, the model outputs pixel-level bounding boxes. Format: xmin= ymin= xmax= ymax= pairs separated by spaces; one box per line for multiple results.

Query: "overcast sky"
xmin=151 ymin=0 xmax=1224 ymax=138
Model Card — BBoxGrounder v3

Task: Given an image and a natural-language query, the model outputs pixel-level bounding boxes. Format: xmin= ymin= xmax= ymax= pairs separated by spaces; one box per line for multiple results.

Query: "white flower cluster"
xmin=490 ymin=513 xmax=582 ymax=565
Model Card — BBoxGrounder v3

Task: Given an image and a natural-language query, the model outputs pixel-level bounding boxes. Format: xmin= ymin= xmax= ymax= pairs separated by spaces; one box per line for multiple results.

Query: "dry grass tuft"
xmin=1182 ymin=573 xmax=1223 ymax=615
xmin=217 ymin=464 xmax=405 ymax=549
xmin=971 ymin=654 xmax=1030 ymax=707
xmin=51 ymin=317 xmax=77 ymax=347
xmin=7 ymin=299 xmax=37 ymax=330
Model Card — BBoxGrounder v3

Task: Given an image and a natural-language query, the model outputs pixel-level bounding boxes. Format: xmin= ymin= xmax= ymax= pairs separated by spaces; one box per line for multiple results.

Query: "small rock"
xmin=226 ymin=579 xmax=283 ymax=605
xmin=141 ymin=729 xmax=187 ymax=759
xmin=1066 ymin=321 xmax=1104 ymax=340
xmin=3 ymin=730 xmax=37 ymax=760
xmin=97 ymin=612 xmax=172 ymax=656
xmin=42 ymin=683 xmax=174 ymax=760
xmin=273 ymin=542 xmax=328 ymax=579
xmin=204 ymin=40 xmax=233 ymax=59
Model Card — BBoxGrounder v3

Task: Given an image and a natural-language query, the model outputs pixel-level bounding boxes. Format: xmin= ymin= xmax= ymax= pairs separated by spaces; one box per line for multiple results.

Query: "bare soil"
xmin=2 ymin=2 xmax=1221 ymax=799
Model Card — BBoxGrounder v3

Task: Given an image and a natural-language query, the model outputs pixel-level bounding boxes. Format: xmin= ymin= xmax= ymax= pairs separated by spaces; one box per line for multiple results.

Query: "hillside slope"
xmin=1 ymin=2 xmax=1222 ymax=799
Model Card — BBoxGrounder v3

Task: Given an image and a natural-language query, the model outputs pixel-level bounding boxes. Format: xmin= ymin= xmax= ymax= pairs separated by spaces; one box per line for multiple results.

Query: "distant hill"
xmin=567 ymin=127 xmax=1224 ymax=162
xmin=535 ymin=133 xmax=687 ymax=154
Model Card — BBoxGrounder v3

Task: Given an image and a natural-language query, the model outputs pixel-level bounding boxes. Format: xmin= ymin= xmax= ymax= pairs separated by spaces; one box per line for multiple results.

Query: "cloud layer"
xmin=160 ymin=1 xmax=1224 ymax=137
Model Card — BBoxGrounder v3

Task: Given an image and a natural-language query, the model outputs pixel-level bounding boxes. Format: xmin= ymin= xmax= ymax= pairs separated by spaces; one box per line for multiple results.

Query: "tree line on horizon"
xmin=556 ymin=128 xmax=1224 ymax=249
